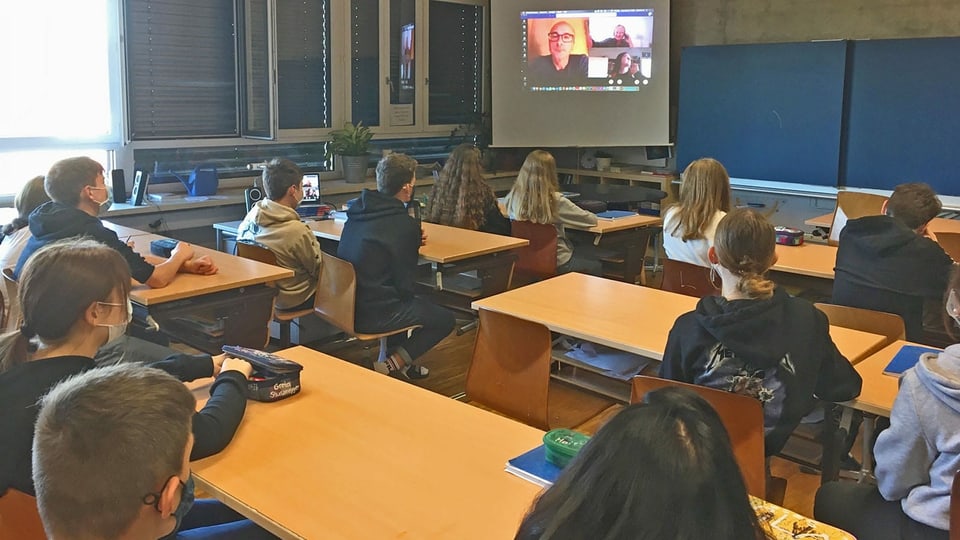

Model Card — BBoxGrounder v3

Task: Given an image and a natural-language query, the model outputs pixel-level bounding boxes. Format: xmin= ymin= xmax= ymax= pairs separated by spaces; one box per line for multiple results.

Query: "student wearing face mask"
xmin=14 ymin=156 xmax=218 ymax=287
xmin=0 ymin=240 xmax=254 ymax=499
xmin=237 ymin=158 xmax=323 ymax=312
xmin=33 ymin=364 xmax=275 ymax=539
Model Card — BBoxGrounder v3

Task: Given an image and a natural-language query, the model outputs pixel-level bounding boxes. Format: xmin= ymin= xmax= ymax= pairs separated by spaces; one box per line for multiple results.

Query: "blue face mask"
xmin=148 ymin=474 xmax=196 ymax=540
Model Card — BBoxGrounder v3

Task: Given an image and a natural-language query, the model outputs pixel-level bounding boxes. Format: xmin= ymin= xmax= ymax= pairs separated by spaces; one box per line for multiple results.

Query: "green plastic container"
xmin=543 ymin=429 xmax=590 ymax=468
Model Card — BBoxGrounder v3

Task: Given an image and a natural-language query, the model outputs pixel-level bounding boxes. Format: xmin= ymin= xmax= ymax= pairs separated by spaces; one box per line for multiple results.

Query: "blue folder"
xmin=504 ymin=445 xmax=560 ymax=488
xmin=883 ymin=345 xmax=941 ymax=377
xmin=595 ymin=210 xmax=636 ymax=220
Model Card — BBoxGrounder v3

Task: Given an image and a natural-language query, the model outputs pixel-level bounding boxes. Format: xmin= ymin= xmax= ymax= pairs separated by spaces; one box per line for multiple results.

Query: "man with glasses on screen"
xmin=528 ymin=21 xmax=588 ymax=84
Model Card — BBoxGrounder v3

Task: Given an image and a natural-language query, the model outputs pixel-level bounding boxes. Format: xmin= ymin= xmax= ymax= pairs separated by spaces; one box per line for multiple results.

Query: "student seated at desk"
xmin=503 ymin=150 xmax=598 ymax=273
xmin=338 ymin=153 xmax=455 ymax=380
xmin=0 ymin=175 xmax=50 ymax=315
xmin=659 ymin=208 xmax=862 ymax=456
xmin=15 ymin=157 xmax=218 ymax=287
xmin=425 ymin=143 xmax=511 ymax=236
xmin=32 ymin=364 xmax=274 ymax=540
xmin=237 ymin=158 xmax=322 ymax=311
xmin=832 ymin=182 xmax=955 ymax=344
xmin=814 ymin=268 xmax=960 ymax=540
xmin=0 ymin=240 xmax=253 ymax=498
xmin=515 ymin=387 xmax=770 ymax=540
xmin=662 ymin=157 xmax=731 ymax=267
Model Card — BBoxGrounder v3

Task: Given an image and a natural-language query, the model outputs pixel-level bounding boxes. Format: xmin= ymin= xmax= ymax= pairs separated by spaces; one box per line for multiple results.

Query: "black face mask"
xmin=147 ymin=474 xmax=196 ymax=540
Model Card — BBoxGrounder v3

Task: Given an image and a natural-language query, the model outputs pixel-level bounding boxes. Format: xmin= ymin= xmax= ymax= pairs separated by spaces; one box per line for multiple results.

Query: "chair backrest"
xmin=828 ymin=191 xmax=887 ymax=245
xmin=660 ymin=258 xmax=718 ymax=298
xmin=234 ymin=239 xmax=279 ymax=266
xmin=0 ymin=488 xmax=46 ymax=540
xmin=814 ymin=303 xmax=906 ymax=344
xmin=2 ymin=268 xmax=21 ymax=334
xmin=936 ymin=232 xmax=960 ymax=263
xmin=951 ymin=469 xmax=960 ymax=540
xmin=510 ymin=220 xmax=558 ymax=285
xmin=313 ymin=253 xmax=358 ymax=335
xmin=629 ymin=376 xmax=766 ymax=498
xmin=466 ymin=309 xmax=551 ymax=430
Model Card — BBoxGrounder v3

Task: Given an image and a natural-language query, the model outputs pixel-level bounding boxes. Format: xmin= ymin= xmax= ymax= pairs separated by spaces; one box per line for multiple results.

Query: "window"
xmin=0 ymin=0 xmax=118 ymax=196
xmin=351 ymin=0 xmax=380 ymax=127
xmin=277 ymin=0 xmax=332 ymax=130
xmin=124 ymin=0 xmax=239 ymax=139
xmin=428 ymin=1 xmax=483 ymax=126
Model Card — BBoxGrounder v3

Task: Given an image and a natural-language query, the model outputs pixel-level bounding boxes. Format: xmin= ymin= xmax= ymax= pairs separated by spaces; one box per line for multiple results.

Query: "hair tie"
xmin=19 ymin=324 xmax=36 ymax=339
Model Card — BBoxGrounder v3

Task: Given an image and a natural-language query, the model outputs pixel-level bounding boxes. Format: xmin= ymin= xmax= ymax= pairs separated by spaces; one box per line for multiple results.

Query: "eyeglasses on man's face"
xmin=547 ymin=32 xmax=575 ymax=43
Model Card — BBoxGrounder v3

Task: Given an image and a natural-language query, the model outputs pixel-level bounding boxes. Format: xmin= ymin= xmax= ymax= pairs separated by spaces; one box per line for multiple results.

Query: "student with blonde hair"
xmin=663 ymin=157 xmax=731 ymax=267
xmin=503 ymin=150 xmax=597 ymax=271
xmin=425 ymin=144 xmax=510 ymax=235
xmin=660 ymin=208 xmax=862 ymax=456
xmin=0 ymin=176 xmax=50 ymax=315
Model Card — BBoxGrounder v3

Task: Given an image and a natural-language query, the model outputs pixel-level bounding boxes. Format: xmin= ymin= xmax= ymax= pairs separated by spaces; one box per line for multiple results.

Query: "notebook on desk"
xmin=505 ymin=445 xmax=559 ymax=488
xmin=883 ymin=344 xmax=941 ymax=377
xmin=595 ymin=210 xmax=636 ymax=220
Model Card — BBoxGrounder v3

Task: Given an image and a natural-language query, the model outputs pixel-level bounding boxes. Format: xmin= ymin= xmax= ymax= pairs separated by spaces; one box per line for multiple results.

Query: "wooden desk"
xmin=102 ymin=220 xmax=152 ymax=240
xmin=771 ymin=242 xmax=837 ymax=280
xmin=471 ymin=274 xmax=883 ymax=400
xmin=844 ymin=340 xmax=923 ymax=417
xmin=129 ymin=234 xmax=292 ymax=306
xmin=128 ymin=234 xmax=292 ymax=353
xmin=191 ymin=346 xmax=545 ymax=539
xmin=807 ymin=210 xmax=960 ymax=235
xmin=574 ymin=213 xmax=661 ymax=235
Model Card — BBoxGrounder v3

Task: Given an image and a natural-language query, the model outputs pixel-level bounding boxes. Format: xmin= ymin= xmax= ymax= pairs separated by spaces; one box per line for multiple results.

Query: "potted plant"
xmin=595 ymin=151 xmax=613 ymax=172
xmin=328 ymin=121 xmax=373 ymax=183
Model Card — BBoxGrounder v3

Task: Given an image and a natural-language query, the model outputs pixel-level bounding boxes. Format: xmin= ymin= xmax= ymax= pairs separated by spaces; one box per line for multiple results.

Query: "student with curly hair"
xmin=425 ymin=144 xmax=510 ymax=235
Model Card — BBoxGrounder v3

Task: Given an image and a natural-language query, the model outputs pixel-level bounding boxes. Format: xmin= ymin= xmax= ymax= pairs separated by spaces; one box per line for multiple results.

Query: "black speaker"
xmin=111 ymin=169 xmax=126 ymax=203
xmin=245 ymin=187 xmax=264 ymax=212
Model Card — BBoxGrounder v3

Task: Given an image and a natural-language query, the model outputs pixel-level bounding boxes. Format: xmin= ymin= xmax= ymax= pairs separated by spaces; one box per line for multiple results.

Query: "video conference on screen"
xmin=521 ymin=9 xmax=654 ymax=92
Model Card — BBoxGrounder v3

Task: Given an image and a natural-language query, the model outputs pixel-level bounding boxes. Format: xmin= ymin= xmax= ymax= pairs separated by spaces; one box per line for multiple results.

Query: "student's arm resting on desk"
xmin=147 ymin=353 xmax=216 ymax=382
xmin=874 ymin=369 xmax=936 ymax=500
xmin=144 ymin=242 xmax=213 ymax=288
xmin=811 ymin=311 xmax=863 ymax=402
xmin=190 ymin=357 xmax=252 ymax=461
xmin=556 ymin=197 xmax=598 ymax=229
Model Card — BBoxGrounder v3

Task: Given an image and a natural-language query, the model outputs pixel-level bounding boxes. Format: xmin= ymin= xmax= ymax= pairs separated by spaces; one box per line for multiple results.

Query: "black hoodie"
xmin=337 ymin=189 xmax=421 ymax=331
xmin=659 ymin=287 xmax=862 ymax=455
xmin=833 ymin=215 xmax=953 ymax=341
xmin=15 ymin=201 xmax=154 ymax=283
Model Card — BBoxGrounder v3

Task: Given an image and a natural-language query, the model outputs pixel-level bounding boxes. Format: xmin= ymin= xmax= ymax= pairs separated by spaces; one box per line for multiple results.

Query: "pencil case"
xmin=222 ymin=345 xmax=303 ymax=402
xmin=774 ymin=226 xmax=804 ymax=246
xmin=543 ymin=429 xmax=591 ymax=468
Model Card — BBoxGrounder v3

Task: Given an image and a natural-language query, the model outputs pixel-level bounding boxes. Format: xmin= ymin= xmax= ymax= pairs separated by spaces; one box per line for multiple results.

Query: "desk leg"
xmin=216 ymin=229 xmax=223 ymax=252
xmin=858 ymin=415 xmax=876 ymax=483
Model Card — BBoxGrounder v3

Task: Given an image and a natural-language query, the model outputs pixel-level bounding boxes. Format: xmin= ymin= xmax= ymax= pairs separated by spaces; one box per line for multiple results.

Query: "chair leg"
xmin=279 ymin=320 xmax=291 ymax=348
xmin=377 ymin=336 xmax=389 ymax=364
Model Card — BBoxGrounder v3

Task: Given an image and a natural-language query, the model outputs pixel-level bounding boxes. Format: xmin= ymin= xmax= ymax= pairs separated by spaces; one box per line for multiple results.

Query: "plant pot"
xmin=340 ymin=155 xmax=370 ymax=184
xmin=596 ymin=157 xmax=612 ymax=171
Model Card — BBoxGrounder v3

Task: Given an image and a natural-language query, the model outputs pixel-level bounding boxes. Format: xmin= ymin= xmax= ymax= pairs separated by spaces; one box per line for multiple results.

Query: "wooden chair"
xmin=827 ymin=191 xmax=887 ymax=245
xmin=466 ymin=309 xmax=615 ymax=430
xmin=235 ymin=240 xmax=315 ymax=348
xmin=2 ymin=268 xmax=21 ymax=334
xmin=936 ymin=231 xmax=960 ymax=262
xmin=510 ymin=220 xmax=557 ymax=287
xmin=0 ymin=488 xmax=46 ymax=540
xmin=814 ymin=303 xmax=905 ymax=351
xmin=629 ymin=376 xmax=767 ymax=499
xmin=660 ymin=258 xmax=718 ymax=298
xmin=313 ymin=253 xmax=420 ymax=365
xmin=951 ymin=469 xmax=960 ymax=540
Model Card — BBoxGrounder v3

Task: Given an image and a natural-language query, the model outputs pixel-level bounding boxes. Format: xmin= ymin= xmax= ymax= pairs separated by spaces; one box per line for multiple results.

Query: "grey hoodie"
xmin=875 ymin=344 xmax=960 ymax=531
xmin=237 ymin=199 xmax=322 ymax=309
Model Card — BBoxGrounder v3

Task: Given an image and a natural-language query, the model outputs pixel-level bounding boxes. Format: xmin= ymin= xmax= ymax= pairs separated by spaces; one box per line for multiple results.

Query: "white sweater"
xmin=662 ymin=207 xmax=725 ymax=268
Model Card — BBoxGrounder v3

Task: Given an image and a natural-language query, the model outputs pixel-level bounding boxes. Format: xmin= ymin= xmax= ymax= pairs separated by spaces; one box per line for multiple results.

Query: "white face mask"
xmin=96 ymin=299 xmax=132 ymax=343
xmin=946 ymin=289 xmax=960 ymax=328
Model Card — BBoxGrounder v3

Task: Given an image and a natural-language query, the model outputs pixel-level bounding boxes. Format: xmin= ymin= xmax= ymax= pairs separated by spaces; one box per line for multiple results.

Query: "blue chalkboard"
xmin=677 ymin=42 xmax=847 ymax=186
xmin=843 ymin=38 xmax=960 ymax=196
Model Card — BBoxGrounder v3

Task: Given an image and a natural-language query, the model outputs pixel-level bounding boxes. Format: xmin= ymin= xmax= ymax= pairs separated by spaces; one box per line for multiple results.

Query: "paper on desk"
xmin=561 ymin=341 xmax=650 ymax=380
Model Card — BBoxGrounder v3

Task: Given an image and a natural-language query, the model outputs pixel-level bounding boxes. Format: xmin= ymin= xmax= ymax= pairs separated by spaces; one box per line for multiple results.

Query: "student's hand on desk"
xmin=421 ymin=228 xmax=428 ymax=246
xmin=183 ymin=256 xmax=219 ymax=275
xmin=221 ymin=357 xmax=254 ymax=379
xmin=171 ymin=241 xmax=195 ymax=261
xmin=211 ymin=353 xmax=227 ymax=376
